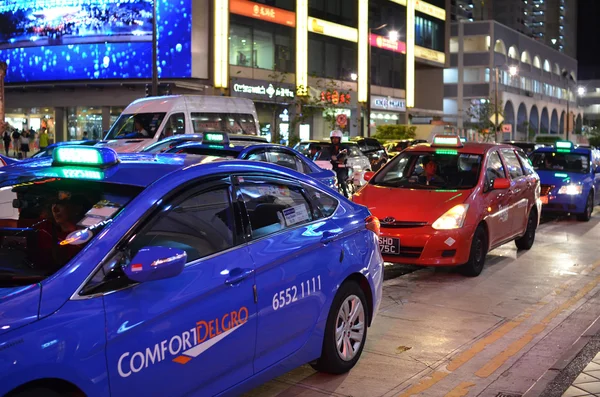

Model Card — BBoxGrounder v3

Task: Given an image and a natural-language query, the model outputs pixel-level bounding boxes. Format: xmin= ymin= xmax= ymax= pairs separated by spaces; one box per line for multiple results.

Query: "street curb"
xmin=523 ymin=314 xmax=600 ymax=397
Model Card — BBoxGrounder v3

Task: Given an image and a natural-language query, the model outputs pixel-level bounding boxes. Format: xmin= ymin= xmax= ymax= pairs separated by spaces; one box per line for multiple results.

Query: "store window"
xmin=371 ymin=47 xmax=405 ymax=89
xmin=230 ymin=16 xmax=294 ymax=72
xmin=369 ymin=0 xmax=405 ymax=32
xmin=309 ymin=0 xmax=357 ymax=27
xmin=309 ymin=33 xmax=357 ymax=81
xmin=415 ymin=15 xmax=444 ymax=52
xmin=67 ymin=107 xmax=103 ymax=141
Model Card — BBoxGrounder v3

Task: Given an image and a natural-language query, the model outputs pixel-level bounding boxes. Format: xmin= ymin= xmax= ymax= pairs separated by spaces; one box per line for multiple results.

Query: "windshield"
xmin=531 ymin=152 xmax=590 ymax=173
xmin=191 ymin=113 xmax=257 ymax=135
xmin=105 ymin=113 xmax=166 ymax=140
xmin=372 ymin=151 xmax=483 ymax=189
xmin=0 ymin=176 xmax=142 ymax=287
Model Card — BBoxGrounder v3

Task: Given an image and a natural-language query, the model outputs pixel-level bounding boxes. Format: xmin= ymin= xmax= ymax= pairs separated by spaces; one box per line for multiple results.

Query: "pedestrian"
xmin=3 ymin=129 xmax=11 ymax=156
xmin=11 ymin=129 xmax=20 ymax=157
xmin=28 ymin=127 xmax=36 ymax=150
xmin=83 ymin=131 xmax=89 ymax=140
xmin=20 ymin=131 xmax=30 ymax=159
xmin=39 ymin=128 xmax=49 ymax=151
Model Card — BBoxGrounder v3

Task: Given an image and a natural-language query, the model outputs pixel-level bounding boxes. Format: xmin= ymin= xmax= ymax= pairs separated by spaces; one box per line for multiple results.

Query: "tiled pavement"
xmin=563 ymin=353 xmax=600 ymax=396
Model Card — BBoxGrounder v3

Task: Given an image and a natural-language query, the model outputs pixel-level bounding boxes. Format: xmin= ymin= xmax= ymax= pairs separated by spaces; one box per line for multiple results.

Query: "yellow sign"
xmin=296 ymin=0 xmax=308 ymax=96
xmin=389 ymin=0 xmax=446 ymax=21
xmin=415 ymin=46 xmax=445 ymax=64
xmin=308 ymin=17 xmax=358 ymax=42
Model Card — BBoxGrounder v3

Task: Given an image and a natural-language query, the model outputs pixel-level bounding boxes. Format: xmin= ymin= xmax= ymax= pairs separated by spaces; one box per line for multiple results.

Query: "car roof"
xmin=299 ymin=140 xmax=359 ymax=146
xmin=1 ymin=153 xmax=197 ymax=188
xmin=170 ymin=141 xmax=288 ymax=153
xmin=404 ymin=142 xmax=514 ymax=155
xmin=533 ymin=146 xmax=592 ymax=155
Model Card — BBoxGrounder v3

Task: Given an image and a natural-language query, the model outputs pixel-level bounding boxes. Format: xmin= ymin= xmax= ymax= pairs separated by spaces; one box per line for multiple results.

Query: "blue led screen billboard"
xmin=0 ymin=0 xmax=191 ymax=83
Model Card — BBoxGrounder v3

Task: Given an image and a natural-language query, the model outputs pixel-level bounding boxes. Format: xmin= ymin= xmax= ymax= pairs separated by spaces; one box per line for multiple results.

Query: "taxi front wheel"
xmin=459 ymin=225 xmax=488 ymax=277
xmin=311 ymin=281 xmax=368 ymax=374
xmin=577 ymin=192 xmax=594 ymax=222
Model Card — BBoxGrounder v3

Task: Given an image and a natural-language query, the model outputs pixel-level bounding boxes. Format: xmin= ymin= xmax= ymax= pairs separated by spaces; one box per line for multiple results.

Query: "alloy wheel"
xmin=335 ymin=295 xmax=365 ymax=362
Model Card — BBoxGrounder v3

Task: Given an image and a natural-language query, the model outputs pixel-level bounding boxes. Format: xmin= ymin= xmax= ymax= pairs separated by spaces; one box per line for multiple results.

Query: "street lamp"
xmin=351 ymin=73 xmax=358 ymax=81
xmin=578 ymin=86 xmax=587 ymax=96
xmin=366 ymin=24 xmax=399 ymax=136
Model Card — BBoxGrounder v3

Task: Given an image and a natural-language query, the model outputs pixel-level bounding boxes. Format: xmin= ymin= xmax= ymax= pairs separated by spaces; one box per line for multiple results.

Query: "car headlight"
xmin=432 ymin=204 xmax=469 ymax=230
xmin=558 ymin=184 xmax=583 ymax=195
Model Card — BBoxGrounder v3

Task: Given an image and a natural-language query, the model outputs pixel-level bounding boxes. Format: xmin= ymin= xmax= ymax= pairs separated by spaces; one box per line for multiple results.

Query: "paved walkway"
xmin=562 ymin=353 xmax=600 ymax=397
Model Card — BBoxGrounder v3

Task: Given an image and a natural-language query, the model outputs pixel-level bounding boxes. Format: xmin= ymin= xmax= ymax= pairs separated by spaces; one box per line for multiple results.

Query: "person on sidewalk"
xmin=20 ymin=131 xmax=30 ymax=159
xmin=39 ymin=128 xmax=49 ymax=152
xmin=3 ymin=130 xmax=11 ymax=156
xmin=11 ymin=129 xmax=20 ymax=157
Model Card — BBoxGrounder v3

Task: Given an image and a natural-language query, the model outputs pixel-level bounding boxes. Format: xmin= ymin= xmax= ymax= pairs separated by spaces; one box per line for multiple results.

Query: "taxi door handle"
xmin=225 ymin=268 xmax=254 ymax=285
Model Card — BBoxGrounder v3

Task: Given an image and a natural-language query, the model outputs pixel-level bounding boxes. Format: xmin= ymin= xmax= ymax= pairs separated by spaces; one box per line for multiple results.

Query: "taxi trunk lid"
xmin=0 ymin=284 xmax=40 ymax=336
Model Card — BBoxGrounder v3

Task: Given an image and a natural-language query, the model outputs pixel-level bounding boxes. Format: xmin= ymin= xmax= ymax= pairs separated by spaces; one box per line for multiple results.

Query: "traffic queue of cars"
xmin=0 ymin=93 xmax=596 ymax=396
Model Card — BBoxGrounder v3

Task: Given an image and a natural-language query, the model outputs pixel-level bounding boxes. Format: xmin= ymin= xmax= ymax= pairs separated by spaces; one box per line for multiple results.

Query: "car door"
xmin=101 ymin=179 xmax=257 ymax=397
xmin=592 ymin=151 xmax=600 ymax=205
xmin=483 ymin=150 xmax=514 ymax=246
xmin=500 ymin=148 xmax=530 ymax=236
xmin=234 ymin=175 xmax=343 ymax=373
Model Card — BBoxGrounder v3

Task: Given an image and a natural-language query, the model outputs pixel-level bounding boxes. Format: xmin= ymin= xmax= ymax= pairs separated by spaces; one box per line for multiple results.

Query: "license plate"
xmin=379 ymin=237 xmax=400 ymax=255
xmin=540 ymin=196 xmax=549 ymax=204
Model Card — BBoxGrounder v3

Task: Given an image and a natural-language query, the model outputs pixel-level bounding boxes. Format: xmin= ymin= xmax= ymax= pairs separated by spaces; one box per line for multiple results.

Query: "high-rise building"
xmin=450 ymin=0 xmax=577 ymax=58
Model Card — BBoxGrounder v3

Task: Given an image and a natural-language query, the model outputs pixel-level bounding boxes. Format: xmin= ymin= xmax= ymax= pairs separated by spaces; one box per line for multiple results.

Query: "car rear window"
xmin=0 ymin=176 xmax=142 ymax=287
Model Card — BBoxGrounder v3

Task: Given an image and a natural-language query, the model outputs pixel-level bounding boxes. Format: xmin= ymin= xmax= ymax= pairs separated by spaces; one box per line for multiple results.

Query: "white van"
xmin=101 ymin=95 xmax=260 ymax=152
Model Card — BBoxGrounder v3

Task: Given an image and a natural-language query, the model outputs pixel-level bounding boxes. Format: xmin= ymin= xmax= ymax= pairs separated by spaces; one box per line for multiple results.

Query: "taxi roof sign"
xmin=202 ymin=132 xmax=230 ymax=144
xmin=53 ymin=146 xmax=119 ymax=167
xmin=431 ymin=135 xmax=463 ymax=148
xmin=555 ymin=140 xmax=574 ymax=150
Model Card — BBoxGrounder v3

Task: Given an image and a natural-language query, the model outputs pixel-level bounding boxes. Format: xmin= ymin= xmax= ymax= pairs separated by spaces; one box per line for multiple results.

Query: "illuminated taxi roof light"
xmin=53 ymin=146 xmax=118 ymax=167
xmin=555 ymin=141 xmax=573 ymax=150
xmin=555 ymin=173 xmax=568 ymax=178
xmin=60 ymin=168 xmax=104 ymax=180
xmin=431 ymin=135 xmax=463 ymax=148
xmin=202 ymin=132 xmax=230 ymax=144
xmin=435 ymin=149 xmax=458 ymax=155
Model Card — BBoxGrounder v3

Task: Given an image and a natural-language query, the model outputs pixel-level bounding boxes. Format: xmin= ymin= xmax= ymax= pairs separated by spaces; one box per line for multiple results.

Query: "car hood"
xmin=537 ymin=170 xmax=591 ymax=185
xmin=100 ymin=139 xmax=150 ymax=153
xmin=354 ymin=184 xmax=471 ymax=223
xmin=0 ymin=284 xmax=41 ymax=336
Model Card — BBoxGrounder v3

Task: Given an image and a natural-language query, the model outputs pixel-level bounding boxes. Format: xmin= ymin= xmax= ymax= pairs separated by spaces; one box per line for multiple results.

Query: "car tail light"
xmin=365 ymin=215 xmax=380 ymax=236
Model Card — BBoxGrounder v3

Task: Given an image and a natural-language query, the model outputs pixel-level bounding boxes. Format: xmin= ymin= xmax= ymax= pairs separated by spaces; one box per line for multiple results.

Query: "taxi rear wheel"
xmin=459 ymin=225 xmax=487 ymax=277
xmin=515 ymin=209 xmax=537 ymax=250
xmin=577 ymin=192 xmax=594 ymax=222
xmin=311 ymin=281 xmax=368 ymax=374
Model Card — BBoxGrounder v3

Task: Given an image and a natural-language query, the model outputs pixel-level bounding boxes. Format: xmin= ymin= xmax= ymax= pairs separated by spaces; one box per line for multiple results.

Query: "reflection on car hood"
xmin=99 ymin=139 xmax=149 ymax=153
xmin=0 ymin=283 xmax=40 ymax=336
xmin=354 ymin=184 xmax=470 ymax=223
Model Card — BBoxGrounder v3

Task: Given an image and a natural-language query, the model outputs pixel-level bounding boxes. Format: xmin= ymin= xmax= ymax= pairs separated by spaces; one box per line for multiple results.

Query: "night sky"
xmin=577 ymin=0 xmax=600 ymax=80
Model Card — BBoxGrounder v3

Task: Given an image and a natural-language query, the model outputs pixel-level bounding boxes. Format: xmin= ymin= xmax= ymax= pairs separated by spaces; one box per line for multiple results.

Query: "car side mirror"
xmin=124 ymin=246 xmax=186 ymax=283
xmin=492 ymin=178 xmax=511 ymax=190
xmin=363 ymin=171 xmax=375 ymax=182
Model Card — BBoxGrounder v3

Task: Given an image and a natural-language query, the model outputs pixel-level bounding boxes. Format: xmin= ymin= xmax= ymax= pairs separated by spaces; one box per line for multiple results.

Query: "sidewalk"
xmin=562 ymin=354 xmax=600 ymax=396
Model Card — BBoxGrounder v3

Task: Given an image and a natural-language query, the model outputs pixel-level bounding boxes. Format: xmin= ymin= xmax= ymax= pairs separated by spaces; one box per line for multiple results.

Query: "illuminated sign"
xmin=308 ymin=17 xmax=358 ymax=42
xmin=320 ymin=90 xmax=352 ymax=105
xmin=230 ymin=0 xmax=295 ymax=27
xmin=214 ymin=0 xmax=229 ymax=88
xmin=296 ymin=0 xmax=308 ymax=96
xmin=389 ymin=0 xmax=446 ymax=20
xmin=232 ymin=80 xmax=295 ymax=99
xmin=372 ymin=96 xmax=406 ymax=112
xmin=370 ymin=34 xmax=407 ymax=54
xmin=406 ymin=0 xmax=415 ymax=108
xmin=358 ymin=0 xmax=368 ymax=103
xmin=415 ymin=46 xmax=446 ymax=65
xmin=0 ymin=0 xmax=192 ymax=83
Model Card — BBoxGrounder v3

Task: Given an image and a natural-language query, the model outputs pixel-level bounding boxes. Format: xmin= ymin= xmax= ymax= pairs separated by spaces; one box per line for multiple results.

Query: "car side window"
xmin=304 ymin=186 xmax=339 ymax=218
xmin=267 ymin=151 xmax=301 ymax=171
xmin=129 ymin=187 xmax=235 ymax=263
xmin=161 ymin=113 xmax=186 ymax=138
xmin=239 ymin=182 xmax=315 ymax=239
xmin=516 ymin=150 xmax=535 ymax=176
xmin=501 ymin=149 xmax=525 ymax=179
xmin=246 ymin=151 xmax=268 ymax=162
xmin=485 ymin=151 xmax=506 ymax=191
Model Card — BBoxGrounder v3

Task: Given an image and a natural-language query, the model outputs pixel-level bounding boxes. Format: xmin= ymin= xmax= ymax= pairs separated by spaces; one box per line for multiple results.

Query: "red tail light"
xmin=365 ymin=215 xmax=380 ymax=236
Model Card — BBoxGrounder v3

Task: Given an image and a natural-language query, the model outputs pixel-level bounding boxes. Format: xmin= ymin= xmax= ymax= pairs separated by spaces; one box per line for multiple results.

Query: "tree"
xmin=466 ymin=98 xmax=504 ymax=142
xmin=372 ymin=125 xmax=416 ymax=141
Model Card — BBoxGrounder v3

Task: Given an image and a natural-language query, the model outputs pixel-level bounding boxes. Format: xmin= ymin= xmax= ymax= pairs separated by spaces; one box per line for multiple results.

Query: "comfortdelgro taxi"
xmin=0 ymin=147 xmax=383 ymax=397
xmin=530 ymin=141 xmax=600 ymax=221
xmin=353 ymin=136 xmax=541 ymax=277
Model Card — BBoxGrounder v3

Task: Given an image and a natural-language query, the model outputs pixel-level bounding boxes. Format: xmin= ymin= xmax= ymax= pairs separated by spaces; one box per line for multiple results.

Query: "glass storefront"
xmin=255 ymin=102 xmax=291 ymax=144
xmin=308 ymin=34 xmax=357 ymax=81
xmin=415 ymin=14 xmax=444 ymax=52
xmin=67 ymin=107 xmax=103 ymax=141
xmin=230 ymin=15 xmax=295 ymax=72
xmin=370 ymin=111 xmax=402 ymax=127
xmin=5 ymin=107 xmax=56 ymax=145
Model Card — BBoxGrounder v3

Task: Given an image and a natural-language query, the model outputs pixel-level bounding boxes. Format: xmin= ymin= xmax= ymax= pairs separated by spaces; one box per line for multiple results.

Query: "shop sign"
xmin=320 ymin=90 xmax=352 ymax=105
xmin=230 ymin=0 xmax=296 ymax=27
xmin=232 ymin=79 xmax=295 ymax=100
xmin=415 ymin=46 xmax=445 ymax=65
xmin=308 ymin=17 xmax=358 ymax=43
xmin=370 ymin=34 xmax=406 ymax=54
xmin=372 ymin=96 xmax=406 ymax=112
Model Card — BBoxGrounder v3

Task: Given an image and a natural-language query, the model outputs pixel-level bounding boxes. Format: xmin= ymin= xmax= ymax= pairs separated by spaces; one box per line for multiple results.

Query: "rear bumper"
xmin=380 ymin=224 xmax=476 ymax=267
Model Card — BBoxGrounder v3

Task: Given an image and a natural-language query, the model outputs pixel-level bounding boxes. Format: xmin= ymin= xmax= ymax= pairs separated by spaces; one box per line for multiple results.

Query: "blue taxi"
xmin=0 ymin=147 xmax=383 ymax=397
xmin=531 ymin=141 xmax=600 ymax=221
xmin=163 ymin=132 xmax=337 ymax=189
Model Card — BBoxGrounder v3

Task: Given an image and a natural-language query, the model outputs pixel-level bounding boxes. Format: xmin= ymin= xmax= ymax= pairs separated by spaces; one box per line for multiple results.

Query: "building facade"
xmin=444 ymin=20 xmax=583 ymax=142
xmin=1 ymin=0 xmax=448 ymax=143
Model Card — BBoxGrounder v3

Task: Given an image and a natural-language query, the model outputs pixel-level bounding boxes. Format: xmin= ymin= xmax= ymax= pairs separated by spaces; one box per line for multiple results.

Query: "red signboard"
xmin=369 ymin=34 xmax=406 ymax=54
xmin=320 ymin=90 xmax=351 ymax=105
xmin=230 ymin=0 xmax=296 ymax=27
